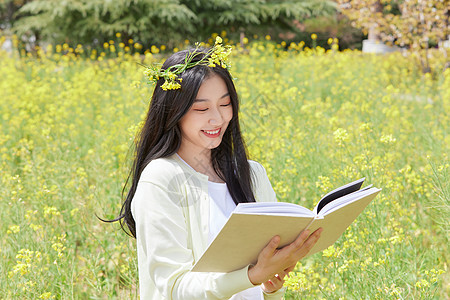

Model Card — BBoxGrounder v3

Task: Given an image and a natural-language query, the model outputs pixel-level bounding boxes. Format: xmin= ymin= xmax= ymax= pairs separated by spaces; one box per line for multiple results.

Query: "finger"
xmin=290 ymin=229 xmax=310 ymax=250
xmin=282 ymin=268 xmax=293 ymax=279
xmin=262 ymin=280 xmax=277 ymax=293
xmin=285 ymin=264 xmax=296 ymax=274
xmin=275 ymin=273 xmax=286 ymax=282
xmin=295 ymin=228 xmax=323 ymax=255
xmin=313 ymin=227 xmax=323 ymax=236
xmin=282 ymin=264 xmax=297 ymax=279
xmin=304 ymin=228 xmax=323 ymax=246
xmin=261 ymin=235 xmax=281 ymax=257
xmin=267 ymin=275 xmax=282 ymax=286
xmin=262 ymin=274 xmax=285 ymax=293
xmin=271 ymin=273 xmax=286 ymax=286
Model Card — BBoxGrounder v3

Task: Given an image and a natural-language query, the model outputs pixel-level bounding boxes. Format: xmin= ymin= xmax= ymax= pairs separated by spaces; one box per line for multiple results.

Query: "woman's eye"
xmin=193 ymin=102 xmax=230 ymax=111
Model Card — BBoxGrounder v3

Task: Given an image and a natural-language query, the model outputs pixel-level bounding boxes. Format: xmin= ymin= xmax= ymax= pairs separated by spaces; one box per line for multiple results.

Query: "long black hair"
xmin=112 ymin=48 xmax=255 ymax=238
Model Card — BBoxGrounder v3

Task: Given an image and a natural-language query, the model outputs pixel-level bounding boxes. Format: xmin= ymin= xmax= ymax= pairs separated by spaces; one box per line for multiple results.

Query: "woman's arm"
xmin=132 ymin=180 xmax=256 ymax=300
xmin=132 ymin=161 xmax=321 ymax=300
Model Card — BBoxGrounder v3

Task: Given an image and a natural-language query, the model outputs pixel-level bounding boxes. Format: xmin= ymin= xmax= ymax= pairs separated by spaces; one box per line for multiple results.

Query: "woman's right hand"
xmin=247 ymin=228 xmax=323 ymax=286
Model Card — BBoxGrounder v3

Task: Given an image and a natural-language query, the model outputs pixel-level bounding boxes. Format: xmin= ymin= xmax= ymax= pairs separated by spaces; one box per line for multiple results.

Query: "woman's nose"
xmin=209 ymin=107 xmax=223 ymax=125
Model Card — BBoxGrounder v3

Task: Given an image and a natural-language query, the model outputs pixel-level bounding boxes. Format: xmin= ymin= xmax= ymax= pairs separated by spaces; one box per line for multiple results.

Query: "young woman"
xmin=116 ymin=42 xmax=322 ymax=300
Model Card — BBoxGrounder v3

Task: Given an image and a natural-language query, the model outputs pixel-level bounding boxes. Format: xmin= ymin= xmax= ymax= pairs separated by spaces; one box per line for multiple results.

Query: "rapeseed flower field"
xmin=0 ymin=35 xmax=448 ymax=299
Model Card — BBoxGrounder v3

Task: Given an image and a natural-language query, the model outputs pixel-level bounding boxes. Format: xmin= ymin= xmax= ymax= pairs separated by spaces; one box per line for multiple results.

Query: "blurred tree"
xmin=290 ymin=13 xmax=365 ymax=50
xmin=0 ymin=0 xmax=30 ymax=30
xmin=338 ymin=0 xmax=449 ymax=72
xmin=338 ymin=0 xmax=386 ymax=43
xmin=185 ymin=0 xmax=337 ymax=42
xmin=12 ymin=0 xmax=196 ymax=47
xmin=11 ymin=0 xmax=336 ymax=47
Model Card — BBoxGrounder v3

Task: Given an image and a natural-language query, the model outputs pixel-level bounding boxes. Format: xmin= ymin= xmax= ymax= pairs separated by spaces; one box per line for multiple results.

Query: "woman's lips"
xmin=202 ymin=128 xmax=221 ymax=137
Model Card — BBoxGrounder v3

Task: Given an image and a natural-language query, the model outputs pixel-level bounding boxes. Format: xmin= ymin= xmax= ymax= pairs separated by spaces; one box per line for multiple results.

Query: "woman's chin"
xmin=205 ymin=139 xmax=223 ymax=149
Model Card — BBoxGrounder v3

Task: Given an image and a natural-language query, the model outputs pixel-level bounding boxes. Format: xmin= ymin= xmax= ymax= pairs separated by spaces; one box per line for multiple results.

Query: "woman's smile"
xmin=202 ymin=128 xmax=221 ymax=137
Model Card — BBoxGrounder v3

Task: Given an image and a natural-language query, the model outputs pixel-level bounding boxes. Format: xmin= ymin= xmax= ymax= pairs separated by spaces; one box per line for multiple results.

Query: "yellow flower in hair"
xmin=161 ymin=81 xmax=181 ymax=91
xmin=167 ymin=71 xmax=177 ymax=80
xmin=142 ymin=35 xmax=232 ymax=91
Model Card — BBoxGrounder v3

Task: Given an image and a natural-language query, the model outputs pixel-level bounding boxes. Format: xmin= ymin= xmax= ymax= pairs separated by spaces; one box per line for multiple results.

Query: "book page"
xmin=234 ymin=202 xmax=315 ymax=217
xmin=318 ymin=188 xmax=380 ymax=216
xmin=314 ymin=178 xmax=365 ymax=214
xmin=306 ymin=189 xmax=381 ymax=256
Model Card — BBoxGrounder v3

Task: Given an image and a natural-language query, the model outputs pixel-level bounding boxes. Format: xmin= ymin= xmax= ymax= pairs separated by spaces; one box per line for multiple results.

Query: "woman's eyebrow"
xmin=194 ymin=93 xmax=230 ymax=103
xmin=220 ymin=92 xmax=230 ymax=99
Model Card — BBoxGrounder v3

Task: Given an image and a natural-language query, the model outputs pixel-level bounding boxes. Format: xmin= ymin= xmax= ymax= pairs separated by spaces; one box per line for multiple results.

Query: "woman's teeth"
xmin=204 ymin=129 xmax=220 ymax=134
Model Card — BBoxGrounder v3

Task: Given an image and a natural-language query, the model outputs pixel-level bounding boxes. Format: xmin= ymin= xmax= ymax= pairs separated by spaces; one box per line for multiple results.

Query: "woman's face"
xmin=178 ymin=74 xmax=233 ymax=158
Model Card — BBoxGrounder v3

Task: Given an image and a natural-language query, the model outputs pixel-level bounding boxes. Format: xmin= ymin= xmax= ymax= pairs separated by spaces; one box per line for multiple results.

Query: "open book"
xmin=192 ymin=178 xmax=381 ymax=272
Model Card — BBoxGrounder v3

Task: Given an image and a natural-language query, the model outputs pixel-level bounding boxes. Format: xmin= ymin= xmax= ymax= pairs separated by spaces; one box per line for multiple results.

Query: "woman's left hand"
xmin=261 ymin=265 xmax=295 ymax=293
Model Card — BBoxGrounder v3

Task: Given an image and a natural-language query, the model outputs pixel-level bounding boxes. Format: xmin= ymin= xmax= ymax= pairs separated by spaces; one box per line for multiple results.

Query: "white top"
xmin=207 ymin=181 xmax=235 ymax=243
xmin=131 ymin=154 xmax=284 ymax=299
xmin=178 ymin=154 xmax=264 ymax=300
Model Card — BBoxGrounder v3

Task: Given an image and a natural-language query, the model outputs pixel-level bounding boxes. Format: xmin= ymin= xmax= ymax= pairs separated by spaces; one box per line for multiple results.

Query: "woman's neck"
xmin=176 ymin=149 xmax=224 ymax=183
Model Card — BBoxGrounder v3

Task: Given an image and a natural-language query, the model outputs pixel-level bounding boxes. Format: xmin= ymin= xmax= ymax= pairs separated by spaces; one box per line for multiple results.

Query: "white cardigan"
xmin=131 ymin=154 xmax=285 ymax=300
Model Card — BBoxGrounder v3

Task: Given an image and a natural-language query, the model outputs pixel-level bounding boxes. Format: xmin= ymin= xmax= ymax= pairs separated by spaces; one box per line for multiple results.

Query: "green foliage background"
xmin=2 ymin=0 xmax=336 ymax=47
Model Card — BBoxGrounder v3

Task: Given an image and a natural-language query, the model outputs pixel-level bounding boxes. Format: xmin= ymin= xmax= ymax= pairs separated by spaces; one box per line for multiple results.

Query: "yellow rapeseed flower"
xmin=39 ymin=292 xmax=54 ymax=299
xmin=30 ymin=223 xmax=42 ymax=231
xmin=151 ymin=45 xmax=159 ymax=54
xmin=7 ymin=224 xmax=20 ymax=234
xmin=43 ymin=206 xmax=60 ymax=218
xmin=333 ymin=128 xmax=349 ymax=146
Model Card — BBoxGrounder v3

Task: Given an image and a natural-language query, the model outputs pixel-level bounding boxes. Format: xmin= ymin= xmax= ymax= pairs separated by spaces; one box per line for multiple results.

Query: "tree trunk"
xmin=368 ymin=0 xmax=383 ymax=42
xmin=6 ymin=1 xmax=15 ymax=26
xmin=240 ymin=30 xmax=245 ymax=49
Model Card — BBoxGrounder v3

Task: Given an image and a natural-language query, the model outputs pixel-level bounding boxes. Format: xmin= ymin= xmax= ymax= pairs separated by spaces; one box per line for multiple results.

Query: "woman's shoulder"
xmin=248 ymin=160 xmax=268 ymax=177
xmin=248 ymin=159 xmax=277 ymax=202
xmin=139 ymin=154 xmax=206 ymax=188
xmin=248 ymin=160 xmax=270 ymax=187
xmin=139 ymin=155 xmax=182 ymax=183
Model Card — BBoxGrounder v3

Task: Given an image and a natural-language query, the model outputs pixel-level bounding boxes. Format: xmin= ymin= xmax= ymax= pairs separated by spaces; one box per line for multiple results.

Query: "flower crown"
xmin=143 ymin=36 xmax=232 ymax=91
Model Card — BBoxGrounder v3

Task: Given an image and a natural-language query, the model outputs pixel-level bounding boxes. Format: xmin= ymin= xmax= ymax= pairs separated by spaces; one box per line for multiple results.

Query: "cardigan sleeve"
xmin=263 ymin=288 xmax=286 ymax=299
xmin=132 ymin=180 xmax=256 ymax=300
xmin=249 ymin=160 xmax=278 ymax=204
